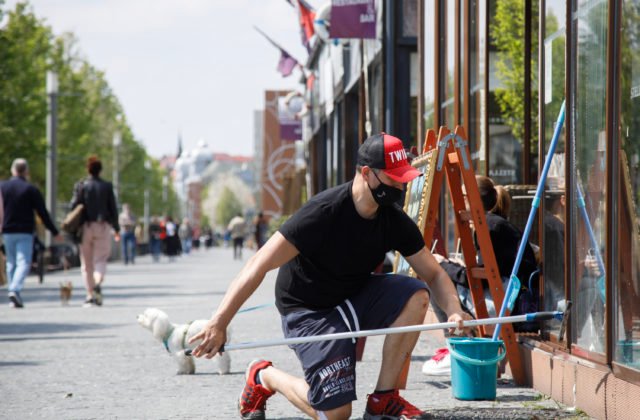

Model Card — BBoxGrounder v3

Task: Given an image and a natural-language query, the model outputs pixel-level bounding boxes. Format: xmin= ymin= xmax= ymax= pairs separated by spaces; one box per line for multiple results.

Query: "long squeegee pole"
xmin=185 ymin=311 xmax=563 ymax=354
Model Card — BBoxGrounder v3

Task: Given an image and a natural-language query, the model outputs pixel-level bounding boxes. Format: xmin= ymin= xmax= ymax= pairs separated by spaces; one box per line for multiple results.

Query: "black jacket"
xmin=70 ymin=176 xmax=120 ymax=233
xmin=0 ymin=176 xmax=59 ymax=235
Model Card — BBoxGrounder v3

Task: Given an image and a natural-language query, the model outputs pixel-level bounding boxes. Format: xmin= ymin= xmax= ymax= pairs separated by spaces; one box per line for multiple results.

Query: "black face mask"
xmin=368 ymin=170 xmax=404 ymax=206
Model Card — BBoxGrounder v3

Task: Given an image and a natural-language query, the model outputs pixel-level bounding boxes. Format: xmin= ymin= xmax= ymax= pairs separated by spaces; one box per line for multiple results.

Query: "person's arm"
xmin=107 ymin=183 xmax=120 ymax=233
xmin=406 ymin=247 xmax=472 ymax=330
xmin=190 ymin=231 xmax=299 ymax=358
xmin=32 ymin=186 xmax=59 ymax=236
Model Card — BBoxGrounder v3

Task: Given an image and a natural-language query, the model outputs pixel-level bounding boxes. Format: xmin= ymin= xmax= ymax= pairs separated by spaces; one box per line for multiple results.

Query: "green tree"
xmin=0 ymin=1 xmax=52 ymax=186
xmin=491 ymin=0 xmax=539 ymax=156
xmin=216 ymin=187 xmax=242 ymax=227
xmin=0 ymin=1 xmax=179 ymax=222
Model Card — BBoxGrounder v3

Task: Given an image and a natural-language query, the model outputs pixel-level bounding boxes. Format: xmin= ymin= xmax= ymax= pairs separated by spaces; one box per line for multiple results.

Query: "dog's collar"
xmin=162 ymin=321 xmax=194 ymax=353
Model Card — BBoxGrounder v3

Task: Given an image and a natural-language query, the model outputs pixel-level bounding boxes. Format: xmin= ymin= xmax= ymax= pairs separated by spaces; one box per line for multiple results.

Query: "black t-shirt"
xmin=275 ymin=181 xmax=425 ymax=315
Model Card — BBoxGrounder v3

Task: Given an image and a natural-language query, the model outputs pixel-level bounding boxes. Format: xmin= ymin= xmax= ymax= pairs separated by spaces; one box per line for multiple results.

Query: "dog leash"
xmin=236 ymin=303 xmax=274 ymax=314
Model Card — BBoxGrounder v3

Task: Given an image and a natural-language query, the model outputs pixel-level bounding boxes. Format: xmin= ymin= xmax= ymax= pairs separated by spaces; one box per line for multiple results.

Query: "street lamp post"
xmin=46 ymin=70 xmax=58 ymax=247
xmin=144 ymin=160 xmax=151 ymax=244
xmin=113 ymin=130 xmax=121 ymax=202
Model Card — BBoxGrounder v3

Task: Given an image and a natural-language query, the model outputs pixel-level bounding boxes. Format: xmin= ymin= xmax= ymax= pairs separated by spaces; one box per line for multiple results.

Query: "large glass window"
xmin=570 ymin=0 xmax=607 ymax=354
xmin=423 ymin=0 xmax=436 ymax=132
xmin=616 ymin=0 xmax=640 ymax=370
xmin=488 ymin=0 xmax=527 ymax=185
xmin=443 ymin=0 xmax=456 ymax=126
xmin=542 ymin=0 xmax=567 ymax=336
xmin=469 ymin=0 xmax=487 ymax=173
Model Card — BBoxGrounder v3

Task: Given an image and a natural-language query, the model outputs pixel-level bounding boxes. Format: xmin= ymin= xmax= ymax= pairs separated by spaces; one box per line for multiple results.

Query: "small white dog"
xmin=137 ymin=307 xmax=231 ymax=375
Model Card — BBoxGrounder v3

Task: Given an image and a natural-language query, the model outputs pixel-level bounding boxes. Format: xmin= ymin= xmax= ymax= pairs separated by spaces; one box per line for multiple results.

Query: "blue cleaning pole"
xmin=575 ymin=184 xmax=606 ymax=302
xmin=492 ymin=101 xmax=566 ymax=341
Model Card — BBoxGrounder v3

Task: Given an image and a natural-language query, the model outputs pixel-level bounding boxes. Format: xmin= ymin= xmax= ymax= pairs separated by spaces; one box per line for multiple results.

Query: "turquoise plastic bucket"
xmin=447 ymin=337 xmax=506 ymax=400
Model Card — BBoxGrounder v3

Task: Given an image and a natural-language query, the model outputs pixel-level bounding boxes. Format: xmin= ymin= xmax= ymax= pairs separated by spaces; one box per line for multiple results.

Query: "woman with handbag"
xmin=69 ymin=156 xmax=120 ymax=307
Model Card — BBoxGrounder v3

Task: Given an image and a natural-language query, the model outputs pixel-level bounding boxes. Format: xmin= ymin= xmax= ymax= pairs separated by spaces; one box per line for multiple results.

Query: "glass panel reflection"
xmin=542 ymin=0 xmax=567 ymax=336
xmin=571 ymin=0 xmax=607 ymax=354
xmin=616 ymin=0 xmax=640 ymax=370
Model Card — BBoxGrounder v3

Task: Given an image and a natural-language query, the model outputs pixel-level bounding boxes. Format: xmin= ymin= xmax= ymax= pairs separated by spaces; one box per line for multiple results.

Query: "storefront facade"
xmin=301 ymin=1 xmax=640 ymax=416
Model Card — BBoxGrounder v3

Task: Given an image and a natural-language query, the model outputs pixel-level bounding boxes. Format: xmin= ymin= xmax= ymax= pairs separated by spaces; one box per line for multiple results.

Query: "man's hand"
xmin=447 ymin=311 xmax=475 ymax=337
xmin=114 ymin=233 xmax=121 ymax=242
xmin=53 ymin=234 xmax=64 ymax=242
xmin=188 ymin=319 xmax=228 ymax=359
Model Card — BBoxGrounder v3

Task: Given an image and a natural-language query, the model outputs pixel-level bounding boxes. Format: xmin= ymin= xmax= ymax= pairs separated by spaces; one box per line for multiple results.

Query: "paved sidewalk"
xmin=0 ymin=247 xmax=588 ymax=419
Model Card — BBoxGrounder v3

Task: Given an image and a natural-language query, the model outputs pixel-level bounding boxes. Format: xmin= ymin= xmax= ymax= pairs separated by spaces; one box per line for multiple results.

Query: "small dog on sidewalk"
xmin=136 ymin=307 xmax=231 ymax=375
xmin=59 ymin=281 xmax=73 ymax=305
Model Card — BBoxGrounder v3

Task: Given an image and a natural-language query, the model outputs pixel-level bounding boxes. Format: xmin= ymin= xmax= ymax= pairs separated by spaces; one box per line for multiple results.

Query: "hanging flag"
xmin=330 ymin=0 xmax=376 ymax=39
xmin=295 ymin=0 xmax=316 ymax=52
xmin=254 ymin=26 xmax=300 ymax=77
xmin=277 ymin=49 xmax=299 ymax=77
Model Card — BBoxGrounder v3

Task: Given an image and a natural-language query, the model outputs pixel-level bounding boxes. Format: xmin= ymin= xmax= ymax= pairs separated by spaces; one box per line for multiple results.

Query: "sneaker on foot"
xmin=421 ymin=347 xmax=451 ymax=376
xmin=93 ymin=285 xmax=103 ymax=306
xmin=364 ymin=390 xmax=427 ymax=419
xmin=83 ymin=298 xmax=98 ymax=308
xmin=238 ymin=359 xmax=275 ymax=420
xmin=8 ymin=292 xmax=24 ymax=308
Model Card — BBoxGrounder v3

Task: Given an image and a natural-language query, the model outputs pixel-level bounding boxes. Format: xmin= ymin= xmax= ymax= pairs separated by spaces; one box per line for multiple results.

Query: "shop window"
xmin=423 ymin=0 xmax=436 ymax=132
xmin=402 ymin=0 xmax=419 ymax=38
xmin=542 ymin=0 xmax=567 ymax=337
xmin=570 ymin=0 xmax=607 ymax=354
xmin=469 ymin=0 xmax=487 ymax=173
xmin=616 ymin=0 xmax=640 ymax=370
xmin=369 ymin=62 xmax=383 ymax=134
xmin=487 ymin=0 xmax=539 ymax=185
xmin=442 ymin=0 xmax=456 ymax=126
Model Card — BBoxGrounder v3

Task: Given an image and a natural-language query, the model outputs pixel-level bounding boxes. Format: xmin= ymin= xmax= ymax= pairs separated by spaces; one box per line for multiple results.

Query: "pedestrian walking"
xmin=0 ymin=158 xmax=61 ymax=308
xmin=227 ymin=213 xmax=246 ymax=260
xmin=148 ymin=216 xmax=163 ymax=262
xmin=178 ymin=217 xmax=193 ymax=255
xmin=190 ymin=133 xmax=473 ymax=419
xmin=118 ymin=203 xmax=137 ymax=265
xmin=69 ymin=156 xmax=120 ymax=307
xmin=253 ymin=211 xmax=268 ymax=250
xmin=164 ymin=216 xmax=180 ymax=261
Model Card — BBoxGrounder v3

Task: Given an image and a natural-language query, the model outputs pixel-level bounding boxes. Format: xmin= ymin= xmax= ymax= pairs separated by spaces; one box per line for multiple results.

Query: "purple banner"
xmin=280 ymin=122 xmax=302 ymax=141
xmin=278 ymin=97 xmax=302 ymax=141
xmin=329 ymin=0 xmax=376 ymax=39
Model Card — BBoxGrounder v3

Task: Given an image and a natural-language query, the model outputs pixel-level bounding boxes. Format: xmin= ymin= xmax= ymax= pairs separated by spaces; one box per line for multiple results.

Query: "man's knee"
xmin=319 ymin=403 xmax=352 ymax=420
xmin=406 ymin=289 xmax=430 ymax=318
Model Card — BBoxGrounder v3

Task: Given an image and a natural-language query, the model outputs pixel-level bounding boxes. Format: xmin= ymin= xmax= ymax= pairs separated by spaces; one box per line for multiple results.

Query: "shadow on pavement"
xmin=0 ymin=360 xmax=42 ymax=367
xmin=0 ymin=321 xmax=120 ymax=335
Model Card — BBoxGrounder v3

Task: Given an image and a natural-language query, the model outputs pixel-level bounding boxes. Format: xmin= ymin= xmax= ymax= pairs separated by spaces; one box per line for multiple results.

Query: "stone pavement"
xmin=0 ymin=247 xmax=589 ymax=419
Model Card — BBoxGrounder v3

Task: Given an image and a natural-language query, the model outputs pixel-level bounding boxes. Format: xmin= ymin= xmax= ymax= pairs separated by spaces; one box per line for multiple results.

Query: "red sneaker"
xmin=364 ymin=390 xmax=427 ymax=419
xmin=238 ymin=359 xmax=275 ymax=420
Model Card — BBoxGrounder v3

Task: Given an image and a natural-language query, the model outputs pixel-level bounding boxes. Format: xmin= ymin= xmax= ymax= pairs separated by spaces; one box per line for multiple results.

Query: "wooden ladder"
xmin=418 ymin=126 xmax=525 ymax=385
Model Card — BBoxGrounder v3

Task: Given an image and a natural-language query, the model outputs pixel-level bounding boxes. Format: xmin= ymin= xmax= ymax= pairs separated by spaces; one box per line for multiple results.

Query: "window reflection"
xmin=542 ymin=0 xmax=566 ymax=336
xmin=571 ymin=0 xmax=607 ymax=354
xmin=469 ymin=0 xmax=487 ymax=173
xmin=488 ymin=0 xmax=534 ymax=185
xmin=616 ymin=0 xmax=640 ymax=369
xmin=423 ymin=0 xmax=435 ymax=131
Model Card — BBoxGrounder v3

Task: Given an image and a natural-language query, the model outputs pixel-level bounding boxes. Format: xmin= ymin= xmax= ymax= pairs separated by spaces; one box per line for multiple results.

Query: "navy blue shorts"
xmin=280 ymin=274 xmax=428 ymax=411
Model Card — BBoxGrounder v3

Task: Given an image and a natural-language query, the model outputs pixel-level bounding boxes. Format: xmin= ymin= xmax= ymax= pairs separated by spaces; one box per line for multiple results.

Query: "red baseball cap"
xmin=357 ymin=133 xmax=422 ymax=183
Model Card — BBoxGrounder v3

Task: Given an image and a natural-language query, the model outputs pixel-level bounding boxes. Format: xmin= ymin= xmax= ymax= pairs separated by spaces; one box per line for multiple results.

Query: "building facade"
xmin=298 ymin=0 xmax=640 ymax=417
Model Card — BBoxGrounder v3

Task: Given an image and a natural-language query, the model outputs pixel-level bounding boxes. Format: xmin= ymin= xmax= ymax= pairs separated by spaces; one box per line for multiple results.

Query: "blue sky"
xmin=4 ymin=0 xmax=315 ymax=158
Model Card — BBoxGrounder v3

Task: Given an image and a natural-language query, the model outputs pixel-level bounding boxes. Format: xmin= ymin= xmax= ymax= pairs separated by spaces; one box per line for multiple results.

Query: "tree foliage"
xmin=0 ymin=1 xmax=180 ymax=222
xmin=490 ymin=0 xmax=539 ymax=154
xmin=215 ymin=187 xmax=243 ymax=227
